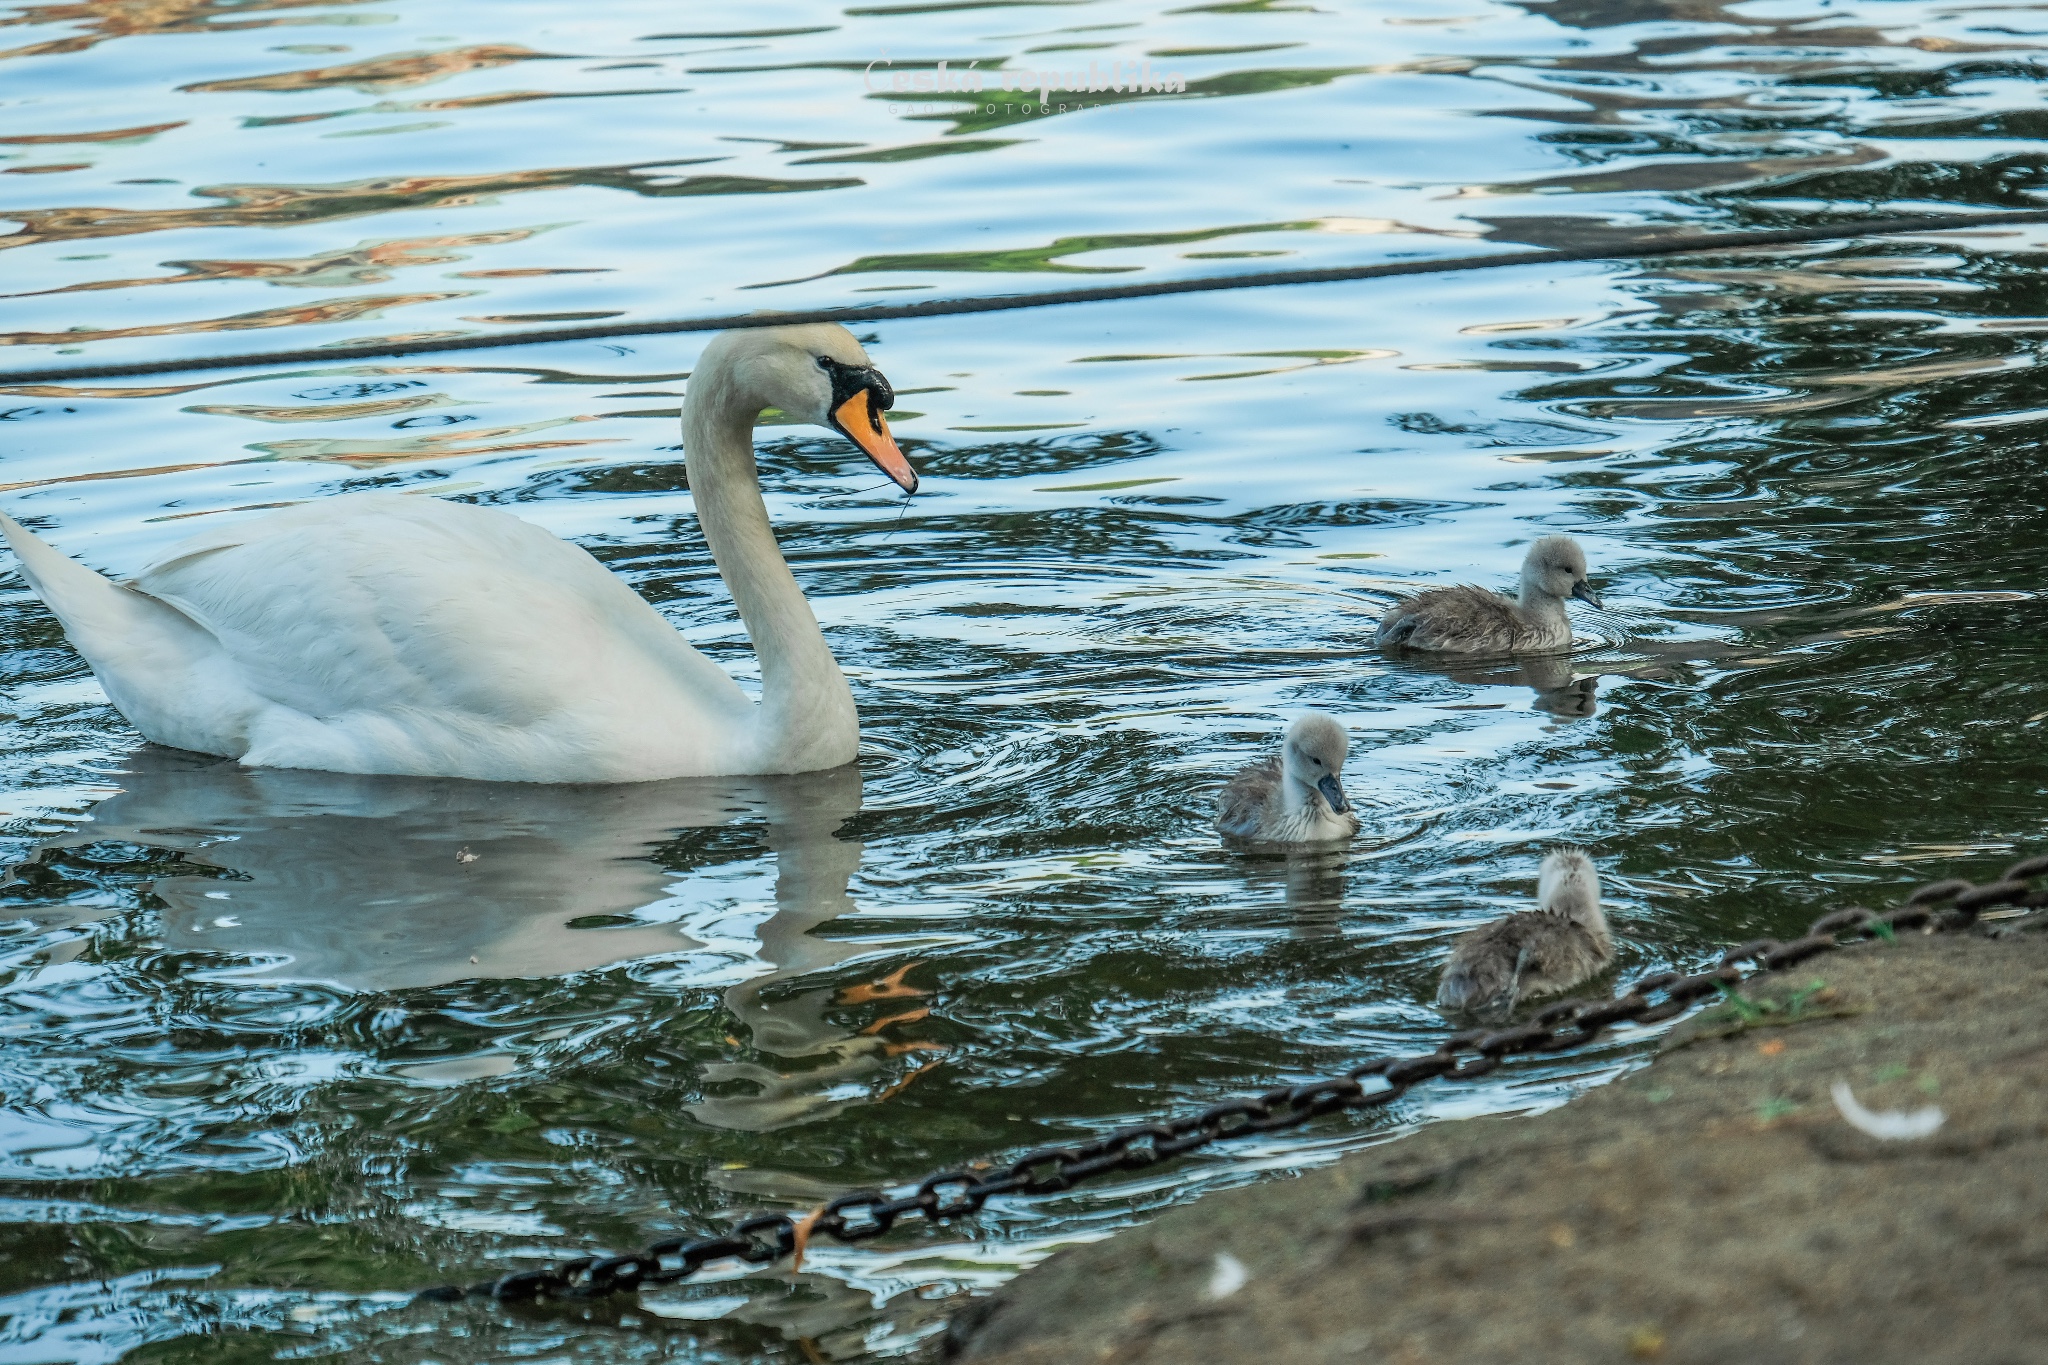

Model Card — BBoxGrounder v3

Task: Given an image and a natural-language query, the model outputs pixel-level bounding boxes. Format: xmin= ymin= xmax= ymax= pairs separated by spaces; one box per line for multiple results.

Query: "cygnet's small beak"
xmin=1570 ymin=579 xmax=1604 ymax=610
xmin=1316 ymin=773 xmax=1351 ymax=814
xmin=830 ymin=387 xmax=918 ymax=494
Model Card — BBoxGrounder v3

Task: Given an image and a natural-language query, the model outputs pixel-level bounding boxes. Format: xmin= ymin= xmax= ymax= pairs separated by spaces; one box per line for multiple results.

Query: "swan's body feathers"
xmin=1375 ymin=584 xmax=1558 ymax=654
xmin=9 ymin=495 xmax=768 ymax=782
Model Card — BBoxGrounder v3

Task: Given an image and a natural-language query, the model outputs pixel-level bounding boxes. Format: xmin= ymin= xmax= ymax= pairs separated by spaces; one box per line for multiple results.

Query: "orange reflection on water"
xmin=4 ymin=228 xmax=545 ymax=299
xmin=3 ymin=361 xmax=693 ymax=401
xmin=0 ymin=0 xmax=382 ymax=61
xmin=0 ymin=381 xmax=222 ymax=397
xmin=0 ymin=416 xmax=618 ymax=497
xmin=241 ymin=87 xmax=688 ymax=130
xmin=249 ymin=416 xmax=617 ymax=467
xmin=180 ymin=43 xmax=561 ymax=95
xmin=0 ymin=120 xmax=184 ymax=145
xmin=183 ymin=393 xmax=455 ymax=423
xmin=0 ymin=291 xmax=472 ymax=346
xmin=409 ymin=87 xmax=667 ymax=111
xmin=0 ymin=160 xmax=846 ymax=252
xmin=0 ymin=457 xmax=262 ymax=495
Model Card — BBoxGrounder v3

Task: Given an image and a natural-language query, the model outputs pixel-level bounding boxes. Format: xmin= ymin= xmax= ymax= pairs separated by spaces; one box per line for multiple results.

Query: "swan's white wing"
xmin=131 ymin=494 xmax=753 ymax=781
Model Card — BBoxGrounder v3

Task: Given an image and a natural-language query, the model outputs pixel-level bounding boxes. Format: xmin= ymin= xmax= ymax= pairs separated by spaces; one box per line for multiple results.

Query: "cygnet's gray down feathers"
xmin=1436 ymin=847 xmax=1611 ymax=1017
xmin=1377 ymin=534 xmax=1602 ymax=655
xmin=1216 ymin=713 xmax=1359 ymax=845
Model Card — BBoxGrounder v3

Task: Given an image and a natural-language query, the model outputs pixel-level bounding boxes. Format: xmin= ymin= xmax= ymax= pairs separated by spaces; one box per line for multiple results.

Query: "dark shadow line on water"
xmin=12 ymin=208 xmax=2048 ymax=386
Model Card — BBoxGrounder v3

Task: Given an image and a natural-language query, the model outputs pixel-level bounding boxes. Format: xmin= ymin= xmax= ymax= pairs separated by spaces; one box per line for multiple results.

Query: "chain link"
xmin=414 ymin=855 xmax=2046 ymax=1305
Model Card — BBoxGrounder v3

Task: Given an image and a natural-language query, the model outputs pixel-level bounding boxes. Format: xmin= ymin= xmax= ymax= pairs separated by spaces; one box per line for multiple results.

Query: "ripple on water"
xmin=4 ymin=0 xmax=2048 ymax=1358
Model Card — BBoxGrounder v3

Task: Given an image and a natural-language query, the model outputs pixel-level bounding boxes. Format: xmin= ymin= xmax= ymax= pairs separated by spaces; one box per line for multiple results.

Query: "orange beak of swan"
xmin=830 ymin=388 xmax=917 ymax=495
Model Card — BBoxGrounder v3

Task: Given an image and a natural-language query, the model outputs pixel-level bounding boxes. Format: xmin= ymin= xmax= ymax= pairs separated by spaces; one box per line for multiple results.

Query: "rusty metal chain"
xmin=414 ymin=853 xmax=2048 ymax=1307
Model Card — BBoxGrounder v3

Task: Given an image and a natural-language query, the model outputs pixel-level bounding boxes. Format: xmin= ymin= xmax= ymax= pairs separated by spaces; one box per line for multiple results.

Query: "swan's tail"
xmin=2 ymin=513 xmax=166 ymax=656
xmin=2 ymin=513 xmax=241 ymax=755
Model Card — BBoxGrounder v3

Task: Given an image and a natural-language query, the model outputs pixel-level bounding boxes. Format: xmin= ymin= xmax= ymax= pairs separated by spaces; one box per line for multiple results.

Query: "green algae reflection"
xmin=752 ymin=221 xmax=1318 ymax=286
xmin=892 ymin=65 xmax=1368 ymax=136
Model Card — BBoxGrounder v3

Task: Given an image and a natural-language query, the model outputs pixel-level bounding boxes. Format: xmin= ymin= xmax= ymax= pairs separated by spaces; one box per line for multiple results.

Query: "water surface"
xmin=3 ymin=0 xmax=2047 ymax=1359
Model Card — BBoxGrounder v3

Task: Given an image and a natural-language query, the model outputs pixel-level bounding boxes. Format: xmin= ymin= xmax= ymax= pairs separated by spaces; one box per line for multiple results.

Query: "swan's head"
xmin=699 ymin=323 xmax=918 ymax=494
xmin=1520 ymin=534 xmax=1601 ymax=609
xmin=1281 ymin=713 xmax=1351 ymax=815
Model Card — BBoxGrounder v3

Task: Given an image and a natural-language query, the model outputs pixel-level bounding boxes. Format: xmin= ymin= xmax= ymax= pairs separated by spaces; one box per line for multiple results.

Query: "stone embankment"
xmin=939 ymin=931 xmax=2048 ymax=1365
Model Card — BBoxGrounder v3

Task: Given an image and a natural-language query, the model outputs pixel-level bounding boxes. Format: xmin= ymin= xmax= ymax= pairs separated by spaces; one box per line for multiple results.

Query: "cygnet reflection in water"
xmin=1398 ymin=651 xmax=1601 ymax=718
xmin=1216 ymin=713 xmax=1360 ymax=846
xmin=1435 ymin=848 xmax=1613 ymax=1020
xmin=1234 ymin=846 xmax=1350 ymax=938
xmin=1522 ymin=656 xmax=1599 ymax=718
xmin=1375 ymin=535 xmax=1603 ymax=656
xmin=685 ymin=800 xmax=937 ymax=1135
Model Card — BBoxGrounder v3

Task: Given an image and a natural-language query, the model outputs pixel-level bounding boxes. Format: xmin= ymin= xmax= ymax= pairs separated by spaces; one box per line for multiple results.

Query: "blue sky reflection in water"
xmin=2 ymin=0 xmax=2048 ymax=1358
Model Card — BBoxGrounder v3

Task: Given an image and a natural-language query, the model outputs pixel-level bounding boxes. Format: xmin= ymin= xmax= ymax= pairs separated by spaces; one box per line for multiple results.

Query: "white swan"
xmin=0 ymin=323 xmax=918 ymax=783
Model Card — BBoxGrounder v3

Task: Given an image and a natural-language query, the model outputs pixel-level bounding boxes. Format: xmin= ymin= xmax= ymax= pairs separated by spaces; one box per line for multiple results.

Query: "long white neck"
xmin=682 ymin=376 xmax=858 ymax=772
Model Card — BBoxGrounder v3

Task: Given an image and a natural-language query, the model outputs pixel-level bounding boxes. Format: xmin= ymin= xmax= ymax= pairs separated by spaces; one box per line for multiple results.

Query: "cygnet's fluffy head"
xmin=1536 ymin=846 xmax=1604 ymax=936
xmin=1281 ymin=713 xmax=1352 ymax=814
xmin=1519 ymin=534 xmax=1601 ymax=609
xmin=691 ymin=323 xmax=916 ymax=492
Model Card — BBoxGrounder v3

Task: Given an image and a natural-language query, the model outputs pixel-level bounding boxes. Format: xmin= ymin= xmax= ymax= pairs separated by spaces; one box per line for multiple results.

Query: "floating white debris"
xmin=1208 ymin=1251 xmax=1249 ymax=1300
xmin=1831 ymin=1081 xmax=1944 ymax=1140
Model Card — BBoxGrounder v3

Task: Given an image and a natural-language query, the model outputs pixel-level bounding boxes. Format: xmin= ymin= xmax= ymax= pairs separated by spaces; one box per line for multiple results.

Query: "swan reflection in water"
xmin=31 ymin=745 xmax=925 ymax=1131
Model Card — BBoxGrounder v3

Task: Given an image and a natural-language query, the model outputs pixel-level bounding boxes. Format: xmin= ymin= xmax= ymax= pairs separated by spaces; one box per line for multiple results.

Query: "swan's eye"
xmin=814 ymin=355 xmax=830 ymax=370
